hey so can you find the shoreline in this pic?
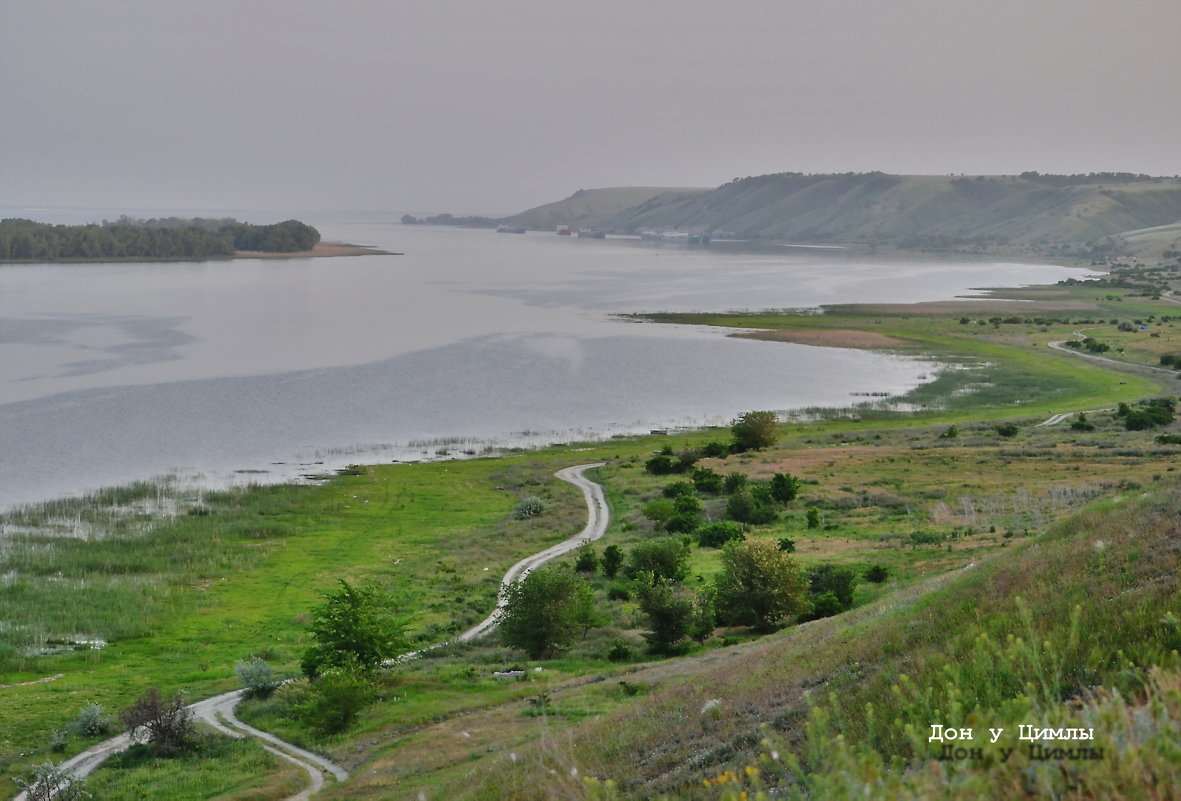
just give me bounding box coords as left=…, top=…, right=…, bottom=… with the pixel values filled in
left=233, top=240, right=397, bottom=259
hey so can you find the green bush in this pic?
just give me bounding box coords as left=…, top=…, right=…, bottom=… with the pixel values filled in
left=236, top=656, right=280, bottom=698
left=697, top=521, right=745, bottom=548
left=296, top=670, right=374, bottom=735
left=75, top=702, right=112, bottom=736
left=512, top=496, right=546, bottom=519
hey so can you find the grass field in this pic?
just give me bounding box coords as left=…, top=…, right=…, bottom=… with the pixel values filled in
left=2, top=268, right=1180, bottom=798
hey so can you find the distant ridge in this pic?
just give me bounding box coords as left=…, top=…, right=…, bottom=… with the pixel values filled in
left=499, top=186, right=709, bottom=231
left=511, top=173, right=1181, bottom=259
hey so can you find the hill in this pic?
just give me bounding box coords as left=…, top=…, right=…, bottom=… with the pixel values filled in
left=499, top=187, right=710, bottom=231
left=568, top=172, right=1181, bottom=254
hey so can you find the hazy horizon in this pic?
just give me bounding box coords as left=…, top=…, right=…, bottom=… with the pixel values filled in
left=3, top=0, right=1179, bottom=218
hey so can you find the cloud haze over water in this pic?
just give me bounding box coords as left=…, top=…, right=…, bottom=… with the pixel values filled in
left=3, top=0, right=1179, bottom=216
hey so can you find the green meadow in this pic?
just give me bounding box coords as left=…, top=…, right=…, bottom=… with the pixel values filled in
left=3, top=262, right=1181, bottom=798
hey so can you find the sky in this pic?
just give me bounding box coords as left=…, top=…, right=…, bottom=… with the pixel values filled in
left=2, top=0, right=1180, bottom=218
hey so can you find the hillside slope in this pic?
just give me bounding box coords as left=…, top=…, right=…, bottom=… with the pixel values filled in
left=500, top=187, right=709, bottom=231
left=436, top=480, right=1181, bottom=800
left=593, top=172, right=1181, bottom=248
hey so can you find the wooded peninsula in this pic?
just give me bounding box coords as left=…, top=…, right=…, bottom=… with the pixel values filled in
left=0, top=216, right=321, bottom=262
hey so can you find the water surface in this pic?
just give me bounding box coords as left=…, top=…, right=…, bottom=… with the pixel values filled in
left=0, top=222, right=1094, bottom=507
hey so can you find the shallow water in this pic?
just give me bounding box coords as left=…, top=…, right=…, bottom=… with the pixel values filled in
left=0, top=222, right=1094, bottom=507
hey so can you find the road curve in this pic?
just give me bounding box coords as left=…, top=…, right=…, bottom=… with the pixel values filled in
left=14, top=463, right=608, bottom=801
left=458, top=463, right=608, bottom=643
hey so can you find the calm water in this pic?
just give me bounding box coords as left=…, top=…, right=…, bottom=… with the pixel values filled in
left=0, top=221, right=1095, bottom=507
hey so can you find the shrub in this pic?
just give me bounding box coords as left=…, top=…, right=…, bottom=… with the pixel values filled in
left=806, top=563, right=859, bottom=613
left=75, top=702, right=112, bottom=736
left=644, top=454, right=679, bottom=475
left=661, top=481, right=696, bottom=498
left=601, top=544, right=624, bottom=578
left=606, top=639, right=632, bottom=662
left=573, top=542, right=599, bottom=573
left=778, top=537, right=796, bottom=553
left=994, top=423, right=1020, bottom=438
left=120, top=688, right=196, bottom=756
left=48, top=728, right=69, bottom=753
left=513, top=496, right=546, bottom=519
left=13, top=762, right=89, bottom=801
left=606, top=583, right=631, bottom=601
left=236, top=656, right=281, bottom=698
left=723, top=471, right=748, bottom=494
left=691, top=466, right=724, bottom=494
left=806, top=507, right=821, bottom=529
left=295, top=670, right=374, bottom=735
left=865, top=564, right=890, bottom=583
left=700, top=441, right=730, bottom=459
left=626, top=537, right=691, bottom=583
left=697, top=521, right=745, bottom=548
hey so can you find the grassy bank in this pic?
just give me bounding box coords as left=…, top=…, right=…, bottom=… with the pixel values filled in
left=3, top=267, right=1180, bottom=798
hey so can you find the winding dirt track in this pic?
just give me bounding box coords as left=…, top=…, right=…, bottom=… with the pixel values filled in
left=13, top=463, right=607, bottom=801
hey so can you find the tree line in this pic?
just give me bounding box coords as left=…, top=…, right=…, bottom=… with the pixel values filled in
left=0, top=217, right=320, bottom=261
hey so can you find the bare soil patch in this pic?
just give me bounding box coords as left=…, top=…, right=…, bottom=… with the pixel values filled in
left=234, top=241, right=394, bottom=259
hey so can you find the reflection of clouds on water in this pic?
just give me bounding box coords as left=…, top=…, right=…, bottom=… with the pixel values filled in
left=1, top=313, right=194, bottom=379
left=514, top=333, right=585, bottom=371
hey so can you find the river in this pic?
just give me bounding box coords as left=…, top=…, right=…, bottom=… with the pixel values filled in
left=0, top=219, right=1096, bottom=507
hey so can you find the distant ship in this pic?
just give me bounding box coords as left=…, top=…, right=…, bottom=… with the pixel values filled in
left=556, top=225, right=572, bottom=236
left=496, top=225, right=526, bottom=234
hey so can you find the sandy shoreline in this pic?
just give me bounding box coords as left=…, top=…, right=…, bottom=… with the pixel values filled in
left=234, top=241, right=397, bottom=259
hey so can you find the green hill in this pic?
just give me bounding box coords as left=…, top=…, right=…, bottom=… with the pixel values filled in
left=500, top=187, right=710, bottom=231
left=568, top=173, right=1181, bottom=250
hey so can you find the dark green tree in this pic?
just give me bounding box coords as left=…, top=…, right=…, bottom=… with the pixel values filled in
left=769, top=472, right=802, bottom=504
left=601, top=544, right=624, bottom=578
left=635, top=574, right=694, bottom=655
left=626, top=537, right=691, bottom=583
left=498, top=565, right=596, bottom=659
left=301, top=580, right=407, bottom=679
left=714, top=538, right=808, bottom=633
left=730, top=411, right=779, bottom=452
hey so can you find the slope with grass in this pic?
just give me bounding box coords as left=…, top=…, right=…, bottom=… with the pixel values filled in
left=586, top=173, right=1181, bottom=249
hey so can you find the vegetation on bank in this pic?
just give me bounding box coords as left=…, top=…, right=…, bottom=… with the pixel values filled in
left=0, top=217, right=320, bottom=262
left=4, top=263, right=1181, bottom=798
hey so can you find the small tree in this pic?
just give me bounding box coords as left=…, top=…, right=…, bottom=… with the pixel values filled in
left=498, top=565, right=596, bottom=659
left=714, top=538, right=808, bottom=633
left=804, top=563, right=859, bottom=618
left=301, top=580, right=407, bottom=680
left=601, top=544, right=624, bottom=578
left=13, top=762, right=90, bottom=801
left=806, top=507, right=821, bottom=529
left=635, top=574, right=694, bottom=655
left=769, top=472, right=802, bottom=504
left=626, top=537, right=691, bottom=583
left=120, top=688, right=195, bottom=755
left=730, top=411, right=779, bottom=452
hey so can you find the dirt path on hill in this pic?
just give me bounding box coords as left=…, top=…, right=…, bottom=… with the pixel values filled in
left=13, top=463, right=608, bottom=801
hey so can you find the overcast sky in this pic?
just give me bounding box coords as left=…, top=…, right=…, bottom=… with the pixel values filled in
left=3, top=0, right=1179, bottom=217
